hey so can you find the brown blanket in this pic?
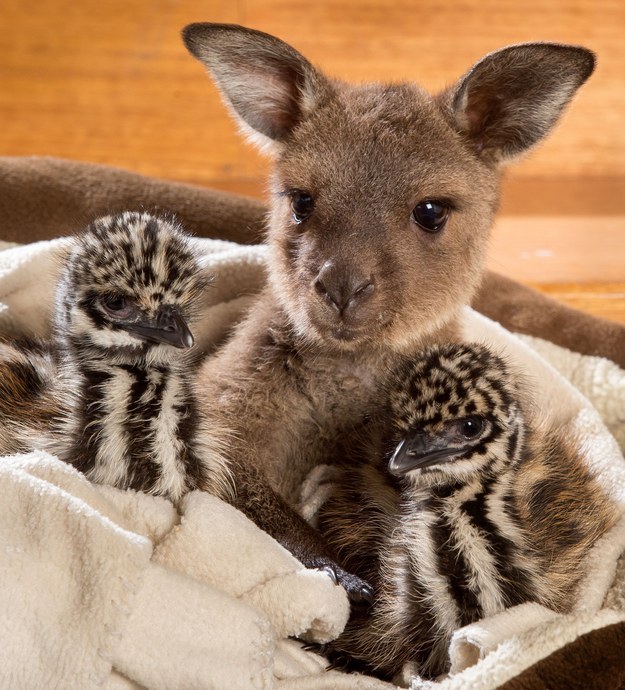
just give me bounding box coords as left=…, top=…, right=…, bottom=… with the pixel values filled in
left=500, top=622, right=625, bottom=690
left=1, top=155, right=624, bottom=687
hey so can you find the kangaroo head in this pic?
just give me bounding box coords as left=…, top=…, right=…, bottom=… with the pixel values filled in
left=183, top=24, right=594, bottom=352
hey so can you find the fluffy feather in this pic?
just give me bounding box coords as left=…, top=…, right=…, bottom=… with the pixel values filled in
left=0, top=211, right=233, bottom=502
left=317, top=342, right=619, bottom=680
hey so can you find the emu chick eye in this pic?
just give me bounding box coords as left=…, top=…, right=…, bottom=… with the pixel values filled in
left=460, top=417, right=483, bottom=439
left=290, top=191, right=314, bottom=224
left=412, top=200, right=449, bottom=233
left=100, top=294, right=133, bottom=318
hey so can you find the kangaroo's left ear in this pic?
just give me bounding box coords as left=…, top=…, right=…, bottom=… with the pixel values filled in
left=440, top=43, right=595, bottom=163
left=182, top=23, right=331, bottom=154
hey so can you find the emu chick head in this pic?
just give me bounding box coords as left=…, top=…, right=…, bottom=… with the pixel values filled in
left=56, top=212, right=207, bottom=366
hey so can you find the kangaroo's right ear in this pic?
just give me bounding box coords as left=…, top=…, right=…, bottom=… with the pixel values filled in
left=183, top=23, right=330, bottom=153
left=441, top=43, right=595, bottom=164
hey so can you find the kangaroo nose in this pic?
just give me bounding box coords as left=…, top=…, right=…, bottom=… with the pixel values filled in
left=314, top=261, right=375, bottom=316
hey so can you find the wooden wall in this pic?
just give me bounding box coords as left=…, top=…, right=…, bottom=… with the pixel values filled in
left=1, top=0, right=624, bottom=317
left=3, top=0, right=624, bottom=187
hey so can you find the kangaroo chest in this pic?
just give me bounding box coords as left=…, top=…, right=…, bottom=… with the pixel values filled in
left=272, top=354, right=389, bottom=498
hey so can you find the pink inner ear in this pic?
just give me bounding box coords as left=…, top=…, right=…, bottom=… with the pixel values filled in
left=258, top=71, right=302, bottom=136
left=226, top=56, right=305, bottom=141
left=462, top=88, right=492, bottom=151
left=463, top=82, right=496, bottom=130
left=462, top=85, right=515, bottom=156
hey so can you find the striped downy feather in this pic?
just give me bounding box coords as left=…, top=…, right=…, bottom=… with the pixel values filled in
left=0, top=212, right=233, bottom=503
left=317, top=342, right=619, bottom=681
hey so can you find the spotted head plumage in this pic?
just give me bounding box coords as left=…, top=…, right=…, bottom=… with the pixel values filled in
left=56, top=212, right=209, bottom=364
left=386, top=342, right=526, bottom=484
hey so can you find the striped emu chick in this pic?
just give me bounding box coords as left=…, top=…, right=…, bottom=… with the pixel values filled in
left=0, top=212, right=231, bottom=502
left=317, top=343, right=619, bottom=680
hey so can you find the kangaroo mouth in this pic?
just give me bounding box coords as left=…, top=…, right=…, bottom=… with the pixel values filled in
left=310, top=310, right=392, bottom=347
left=328, top=325, right=365, bottom=342
left=307, top=314, right=369, bottom=345
left=321, top=325, right=381, bottom=351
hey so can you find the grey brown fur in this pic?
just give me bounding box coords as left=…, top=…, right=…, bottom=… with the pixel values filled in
left=315, top=343, right=619, bottom=680
left=183, top=24, right=597, bottom=595
left=0, top=211, right=231, bottom=502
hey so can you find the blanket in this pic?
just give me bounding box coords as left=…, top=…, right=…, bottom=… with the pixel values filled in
left=1, top=156, right=625, bottom=688
left=1, top=231, right=625, bottom=690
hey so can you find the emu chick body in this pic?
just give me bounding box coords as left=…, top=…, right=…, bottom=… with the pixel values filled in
left=0, top=212, right=231, bottom=502
left=316, top=343, right=619, bottom=680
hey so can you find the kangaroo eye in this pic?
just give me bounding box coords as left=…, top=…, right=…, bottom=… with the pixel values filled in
left=412, top=200, right=449, bottom=233
left=290, top=191, right=314, bottom=224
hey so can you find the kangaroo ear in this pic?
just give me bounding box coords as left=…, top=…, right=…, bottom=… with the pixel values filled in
left=183, top=23, right=329, bottom=153
left=443, top=43, right=595, bottom=163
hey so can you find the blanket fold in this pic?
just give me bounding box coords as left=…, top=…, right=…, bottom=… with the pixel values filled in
left=113, top=562, right=275, bottom=690
left=0, top=156, right=266, bottom=245
left=0, top=453, right=153, bottom=689
left=153, top=491, right=350, bottom=644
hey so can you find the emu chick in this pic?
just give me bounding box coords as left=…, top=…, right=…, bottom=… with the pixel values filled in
left=0, top=212, right=231, bottom=502
left=317, top=343, right=620, bottom=680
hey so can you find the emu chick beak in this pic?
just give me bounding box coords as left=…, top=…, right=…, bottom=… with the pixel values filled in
left=388, top=432, right=463, bottom=475
left=127, top=307, right=194, bottom=349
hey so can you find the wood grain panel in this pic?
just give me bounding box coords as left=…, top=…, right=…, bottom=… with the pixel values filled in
left=1, top=0, right=624, bottom=322
left=2, top=0, right=625, bottom=187
left=488, top=216, right=625, bottom=283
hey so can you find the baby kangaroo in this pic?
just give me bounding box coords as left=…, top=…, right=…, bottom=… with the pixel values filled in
left=0, top=212, right=232, bottom=502
left=183, top=23, right=595, bottom=597
left=315, top=342, right=620, bottom=680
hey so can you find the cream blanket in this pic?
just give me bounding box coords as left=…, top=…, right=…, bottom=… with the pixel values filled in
left=0, top=236, right=624, bottom=690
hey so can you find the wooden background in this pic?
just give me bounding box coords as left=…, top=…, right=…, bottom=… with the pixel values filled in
left=1, top=0, right=624, bottom=321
